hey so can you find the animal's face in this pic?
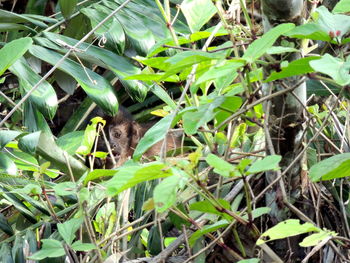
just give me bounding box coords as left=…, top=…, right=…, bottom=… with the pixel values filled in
left=108, top=122, right=133, bottom=157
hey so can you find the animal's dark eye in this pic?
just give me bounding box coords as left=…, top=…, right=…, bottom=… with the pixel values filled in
left=114, top=131, right=121, bottom=138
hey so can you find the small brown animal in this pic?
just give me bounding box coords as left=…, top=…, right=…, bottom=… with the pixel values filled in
left=100, top=107, right=180, bottom=168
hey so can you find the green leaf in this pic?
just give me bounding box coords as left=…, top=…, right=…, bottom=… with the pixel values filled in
left=266, top=46, right=298, bottom=55
left=242, top=207, right=271, bottom=220
left=53, top=182, right=77, bottom=196
left=57, top=218, right=83, bottom=245
left=106, top=163, right=173, bottom=195
left=286, top=6, right=350, bottom=41
left=29, top=239, right=65, bottom=260
left=310, top=54, right=350, bottom=86
left=133, top=113, right=178, bottom=160
left=10, top=58, right=58, bottom=119
left=180, top=0, right=217, bottom=32
left=0, top=130, right=21, bottom=149
left=205, top=154, right=235, bottom=177
left=29, top=45, right=119, bottom=116
left=71, top=241, right=96, bottom=251
left=256, top=219, right=320, bottom=245
left=0, top=213, right=14, bottom=236
left=18, top=132, right=88, bottom=179
left=154, top=175, right=181, bottom=213
left=284, top=23, right=331, bottom=42
left=76, top=117, right=105, bottom=155
left=183, top=96, right=225, bottom=135
left=243, top=23, right=295, bottom=63
left=165, top=51, right=225, bottom=75
left=84, top=169, right=117, bottom=184
left=309, top=153, right=350, bottom=182
left=41, top=32, right=148, bottom=102
left=59, top=0, right=77, bottom=19
left=0, top=37, right=32, bottom=76
left=0, top=9, right=49, bottom=27
left=265, top=57, right=320, bottom=82
left=215, top=96, right=243, bottom=129
left=315, top=6, right=350, bottom=39
left=189, top=199, right=231, bottom=216
left=80, top=6, right=126, bottom=54
left=299, top=230, right=336, bottom=247
left=195, top=60, right=245, bottom=85
left=189, top=220, right=229, bottom=246
left=247, top=155, right=281, bottom=174
left=333, top=0, right=350, bottom=13
left=56, top=131, right=84, bottom=155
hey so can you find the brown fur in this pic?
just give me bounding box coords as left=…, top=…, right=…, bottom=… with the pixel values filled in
left=101, top=107, right=180, bottom=168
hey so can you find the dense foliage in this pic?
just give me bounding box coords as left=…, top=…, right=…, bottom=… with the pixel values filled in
left=0, top=0, right=350, bottom=262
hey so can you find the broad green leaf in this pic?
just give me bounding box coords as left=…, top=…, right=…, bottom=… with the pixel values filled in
left=154, top=175, right=181, bottom=213
left=125, top=72, right=179, bottom=82
left=150, top=84, right=177, bottom=110
left=0, top=37, right=32, bottom=76
left=57, top=131, right=84, bottom=155
left=134, top=56, right=171, bottom=71
left=189, top=199, right=231, bottom=216
left=243, top=23, right=295, bottom=63
left=286, top=7, right=350, bottom=42
left=165, top=51, right=225, bottom=75
left=247, top=155, right=281, bottom=174
left=310, top=54, right=350, bottom=86
left=195, top=60, right=245, bottom=85
left=183, top=96, right=225, bottom=135
left=84, top=169, right=117, bottom=184
left=23, top=99, right=52, bottom=134
left=76, top=117, right=105, bottom=155
left=40, top=32, right=148, bottom=102
left=54, top=182, right=77, bottom=196
left=112, top=7, right=156, bottom=56
left=242, top=207, right=271, bottom=220
left=29, top=239, right=65, bottom=260
left=189, top=220, right=229, bottom=246
left=57, top=218, right=83, bottom=245
left=0, top=244, right=12, bottom=263
left=29, top=45, right=119, bottom=116
left=314, top=6, right=350, bottom=39
left=106, top=163, right=173, bottom=195
left=256, top=219, right=320, bottom=245
left=59, top=0, right=77, bottom=19
left=266, top=46, right=298, bottom=55
left=265, top=57, right=320, bottom=82
left=299, top=230, right=336, bottom=247
left=148, top=27, right=228, bottom=57
left=309, top=153, right=350, bottom=182
left=215, top=96, right=243, bottom=129
left=205, top=154, right=235, bottom=177
left=284, top=23, right=331, bottom=42
left=10, top=58, right=58, bottom=119
left=71, top=241, right=96, bottom=251
left=333, top=0, right=350, bottom=13
left=0, top=9, right=48, bottom=27
left=0, top=23, right=36, bottom=32
left=13, top=235, right=25, bottom=263
left=0, top=130, right=21, bottom=149
left=0, top=153, right=17, bottom=176
left=180, top=0, right=216, bottom=32
left=18, top=132, right=88, bottom=179
left=80, top=6, right=125, bottom=54
left=18, top=131, right=41, bottom=155
left=0, top=213, right=14, bottom=236
left=133, top=113, right=179, bottom=160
